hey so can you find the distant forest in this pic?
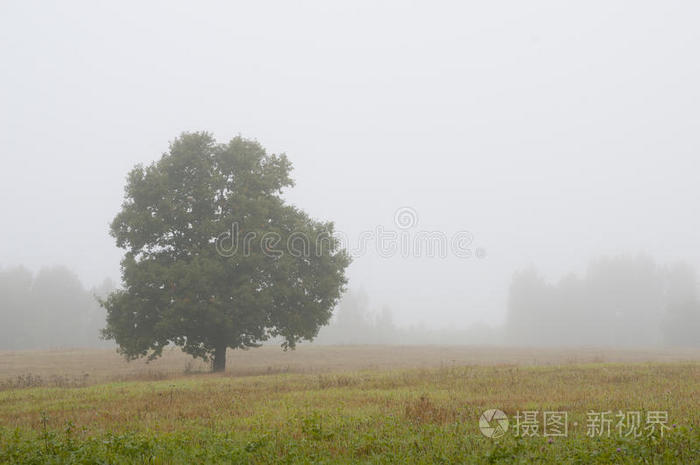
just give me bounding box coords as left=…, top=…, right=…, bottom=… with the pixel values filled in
left=0, top=266, right=114, bottom=350
left=1, top=254, right=698, bottom=350
left=506, top=255, right=700, bottom=347
left=321, top=255, right=698, bottom=347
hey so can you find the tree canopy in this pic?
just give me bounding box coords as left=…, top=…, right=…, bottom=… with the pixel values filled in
left=101, top=132, right=350, bottom=371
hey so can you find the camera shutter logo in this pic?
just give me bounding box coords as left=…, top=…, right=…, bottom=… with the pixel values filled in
left=479, top=409, right=509, bottom=438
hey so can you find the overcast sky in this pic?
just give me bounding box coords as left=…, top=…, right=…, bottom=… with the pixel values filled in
left=1, top=1, right=699, bottom=328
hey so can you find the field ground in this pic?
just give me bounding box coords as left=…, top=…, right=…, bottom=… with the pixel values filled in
left=2, top=345, right=699, bottom=387
left=0, top=346, right=699, bottom=464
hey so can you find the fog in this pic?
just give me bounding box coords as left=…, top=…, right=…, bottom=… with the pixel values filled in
left=2, top=1, right=700, bottom=341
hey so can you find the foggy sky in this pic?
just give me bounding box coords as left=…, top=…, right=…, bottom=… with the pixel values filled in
left=2, top=1, right=699, bottom=329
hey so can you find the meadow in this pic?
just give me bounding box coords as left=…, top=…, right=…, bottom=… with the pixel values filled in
left=0, top=346, right=698, bottom=464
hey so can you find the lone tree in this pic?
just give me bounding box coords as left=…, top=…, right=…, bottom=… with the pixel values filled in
left=102, top=132, right=350, bottom=371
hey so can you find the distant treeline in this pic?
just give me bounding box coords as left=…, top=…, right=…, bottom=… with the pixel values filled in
left=1, top=255, right=698, bottom=350
left=506, top=255, right=700, bottom=347
left=0, top=266, right=114, bottom=350
left=316, top=255, right=699, bottom=348
left=314, top=291, right=504, bottom=346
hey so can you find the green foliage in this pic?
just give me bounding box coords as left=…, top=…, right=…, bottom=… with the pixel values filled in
left=102, top=132, right=350, bottom=368
left=1, top=418, right=697, bottom=464
left=1, top=363, right=698, bottom=464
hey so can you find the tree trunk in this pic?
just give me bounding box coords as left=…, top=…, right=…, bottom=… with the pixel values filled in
left=212, top=344, right=227, bottom=372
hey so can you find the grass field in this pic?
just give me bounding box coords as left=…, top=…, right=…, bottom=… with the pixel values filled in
left=1, top=346, right=699, bottom=464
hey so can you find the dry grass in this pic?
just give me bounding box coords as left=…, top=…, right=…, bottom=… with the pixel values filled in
left=0, top=348, right=698, bottom=464
left=1, top=345, right=698, bottom=388
left=0, top=362, right=697, bottom=432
